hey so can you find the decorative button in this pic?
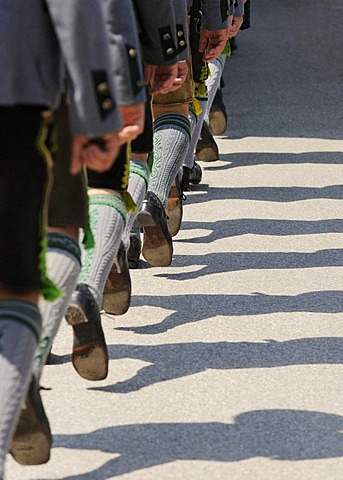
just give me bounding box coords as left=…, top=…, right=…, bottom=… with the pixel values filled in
left=177, top=30, right=184, bottom=37
left=97, top=82, right=109, bottom=94
left=179, top=40, right=186, bottom=47
left=163, top=33, right=171, bottom=41
left=102, top=99, right=113, bottom=111
left=129, top=48, right=137, bottom=57
left=166, top=47, right=174, bottom=56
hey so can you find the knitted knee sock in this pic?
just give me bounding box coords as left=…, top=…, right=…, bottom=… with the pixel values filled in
left=183, top=100, right=207, bottom=169
left=0, top=301, right=41, bottom=476
left=32, top=233, right=81, bottom=382
left=149, top=113, right=191, bottom=208
left=122, top=160, right=150, bottom=251
left=204, top=55, right=226, bottom=124
left=78, top=194, right=126, bottom=306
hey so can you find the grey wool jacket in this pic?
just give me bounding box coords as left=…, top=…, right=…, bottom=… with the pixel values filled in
left=0, top=0, right=121, bottom=137
left=102, top=0, right=146, bottom=107
left=187, top=0, right=244, bottom=29
left=134, top=0, right=189, bottom=66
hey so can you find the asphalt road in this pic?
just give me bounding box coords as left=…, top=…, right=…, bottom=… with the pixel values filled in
left=7, top=0, right=343, bottom=479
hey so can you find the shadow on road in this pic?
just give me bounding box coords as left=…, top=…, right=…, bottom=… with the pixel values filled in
left=154, top=249, right=343, bottom=281
left=87, top=336, right=343, bottom=393
left=53, top=409, right=343, bottom=479
left=177, top=218, right=343, bottom=243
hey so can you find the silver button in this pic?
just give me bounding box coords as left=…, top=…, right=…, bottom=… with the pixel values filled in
left=102, top=99, right=113, bottom=111
left=97, top=82, right=109, bottom=94
left=163, top=33, right=171, bottom=41
left=166, top=47, right=174, bottom=56
left=129, top=48, right=137, bottom=57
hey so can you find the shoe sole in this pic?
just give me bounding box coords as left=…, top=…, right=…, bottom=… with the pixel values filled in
left=196, top=146, right=219, bottom=162
left=166, top=184, right=182, bottom=237
left=102, top=259, right=132, bottom=315
left=209, top=110, right=227, bottom=135
left=10, top=399, right=51, bottom=465
left=10, top=431, right=51, bottom=465
left=65, top=304, right=108, bottom=381
left=137, top=211, right=173, bottom=267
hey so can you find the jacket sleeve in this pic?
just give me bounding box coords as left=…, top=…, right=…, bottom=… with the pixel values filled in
left=134, top=0, right=179, bottom=65
left=230, top=0, right=244, bottom=17
left=103, top=0, right=146, bottom=107
left=44, top=0, right=122, bottom=137
left=172, top=0, right=189, bottom=61
left=201, top=0, right=230, bottom=30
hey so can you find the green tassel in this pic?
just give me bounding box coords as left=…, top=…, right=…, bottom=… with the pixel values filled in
left=222, top=39, right=231, bottom=57
left=192, top=98, right=203, bottom=115
left=39, top=236, right=62, bottom=301
left=83, top=227, right=95, bottom=249
left=40, top=275, right=62, bottom=302
left=121, top=142, right=131, bottom=190
left=147, top=152, right=154, bottom=171
left=121, top=191, right=137, bottom=213
left=197, top=82, right=207, bottom=97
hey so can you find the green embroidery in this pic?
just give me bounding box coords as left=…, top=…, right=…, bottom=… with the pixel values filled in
left=36, top=122, right=62, bottom=301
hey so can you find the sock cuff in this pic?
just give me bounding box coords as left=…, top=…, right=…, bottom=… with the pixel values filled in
left=47, top=233, right=81, bottom=265
left=89, top=194, right=127, bottom=223
left=0, top=301, right=42, bottom=341
left=188, top=106, right=198, bottom=123
left=129, top=160, right=150, bottom=189
left=154, top=113, right=191, bottom=141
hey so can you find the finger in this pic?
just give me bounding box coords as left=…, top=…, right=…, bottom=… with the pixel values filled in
left=70, top=139, right=84, bottom=175
left=198, top=33, right=209, bottom=53
left=118, top=125, right=141, bottom=144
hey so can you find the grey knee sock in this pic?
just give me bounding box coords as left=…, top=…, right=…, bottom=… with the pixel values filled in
left=0, top=301, right=41, bottom=475
left=32, top=233, right=81, bottom=382
left=122, top=160, right=149, bottom=251
left=183, top=100, right=207, bottom=169
left=78, top=194, right=126, bottom=306
left=204, top=56, right=226, bottom=124
left=149, top=113, right=191, bottom=208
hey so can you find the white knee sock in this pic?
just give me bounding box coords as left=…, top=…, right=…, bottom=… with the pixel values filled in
left=122, top=160, right=149, bottom=251
left=149, top=113, right=191, bottom=208
left=0, top=301, right=41, bottom=476
left=78, top=194, right=126, bottom=306
left=32, top=233, right=81, bottom=381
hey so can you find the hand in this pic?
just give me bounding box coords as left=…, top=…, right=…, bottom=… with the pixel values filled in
left=228, top=16, right=243, bottom=37
left=198, top=28, right=229, bottom=62
left=70, top=132, right=120, bottom=174
left=167, top=61, right=189, bottom=92
left=145, top=63, right=179, bottom=95
left=144, top=63, right=155, bottom=86
left=118, top=103, right=145, bottom=144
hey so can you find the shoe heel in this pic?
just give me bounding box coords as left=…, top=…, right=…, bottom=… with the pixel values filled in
left=137, top=205, right=158, bottom=228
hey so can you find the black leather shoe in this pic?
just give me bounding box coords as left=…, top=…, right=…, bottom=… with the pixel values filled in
left=102, top=241, right=131, bottom=315
left=195, top=121, right=219, bottom=162
left=182, top=166, right=191, bottom=191
left=166, top=172, right=183, bottom=237
left=189, top=161, right=202, bottom=185
left=128, top=231, right=141, bottom=269
left=65, top=283, right=108, bottom=380
left=209, top=88, right=227, bottom=135
left=136, top=191, right=173, bottom=266
left=10, top=377, right=52, bottom=465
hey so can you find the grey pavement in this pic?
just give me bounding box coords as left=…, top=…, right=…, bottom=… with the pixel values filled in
left=6, top=1, right=343, bottom=479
